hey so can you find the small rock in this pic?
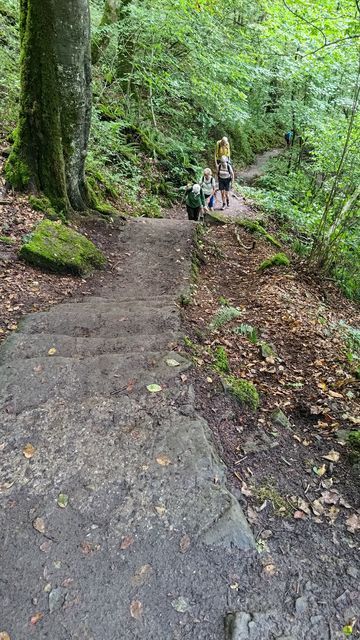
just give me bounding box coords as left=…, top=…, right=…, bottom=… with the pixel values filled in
left=261, top=529, right=273, bottom=540
left=49, top=587, right=65, bottom=613
left=224, top=611, right=251, bottom=639
left=271, top=409, right=292, bottom=431
left=347, top=565, right=358, bottom=579
left=295, top=596, right=308, bottom=614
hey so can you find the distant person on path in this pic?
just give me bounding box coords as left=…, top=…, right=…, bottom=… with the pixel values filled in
left=217, top=155, right=234, bottom=210
left=284, top=130, right=294, bottom=147
left=184, top=183, right=205, bottom=221
left=200, top=168, right=216, bottom=211
left=215, top=136, right=231, bottom=167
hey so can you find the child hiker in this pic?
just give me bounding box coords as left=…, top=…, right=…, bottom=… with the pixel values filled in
left=200, top=168, right=216, bottom=211
left=217, top=155, right=234, bottom=210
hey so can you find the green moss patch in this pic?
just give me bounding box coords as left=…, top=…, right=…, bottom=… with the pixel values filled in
left=259, top=252, right=290, bottom=271
left=224, top=375, right=260, bottom=411
left=20, top=220, right=106, bottom=276
left=213, top=346, right=230, bottom=373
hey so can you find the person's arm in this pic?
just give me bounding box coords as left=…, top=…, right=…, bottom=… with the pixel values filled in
left=214, top=141, right=219, bottom=165
left=229, top=164, right=234, bottom=181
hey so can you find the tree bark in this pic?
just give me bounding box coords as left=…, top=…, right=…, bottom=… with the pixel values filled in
left=6, top=0, right=92, bottom=214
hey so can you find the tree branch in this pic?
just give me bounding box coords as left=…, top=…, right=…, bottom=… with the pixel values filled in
left=282, top=0, right=327, bottom=43
left=301, top=34, right=360, bottom=57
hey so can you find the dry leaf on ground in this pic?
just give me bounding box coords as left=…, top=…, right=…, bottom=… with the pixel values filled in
left=156, top=454, right=172, bottom=466
left=345, top=514, right=360, bottom=534
left=32, top=517, right=45, bottom=534
left=120, top=535, right=134, bottom=550
left=30, top=613, right=44, bottom=625
left=179, top=534, right=191, bottom=553
left=130, top=600, right=143, bottom=620
left=23, top=443, right=36, bottom=459
left=322, top=450, right=340, bottom=462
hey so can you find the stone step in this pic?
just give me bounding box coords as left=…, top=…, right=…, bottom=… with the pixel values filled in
left=17, top=306, right=179, bottom=338
left=0, top=331, right=180, bottom=363
left=0, top=351, right=191, bottom=413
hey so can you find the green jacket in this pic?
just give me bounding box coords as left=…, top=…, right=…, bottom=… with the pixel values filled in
left=185, top=187, right=205, bottom=208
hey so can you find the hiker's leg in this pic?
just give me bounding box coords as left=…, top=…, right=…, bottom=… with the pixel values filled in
left=193, top=207, right=201, bottom=221
left=186, top=205, right=196, bottom=221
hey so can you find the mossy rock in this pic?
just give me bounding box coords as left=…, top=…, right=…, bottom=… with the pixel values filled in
left=205, top=212, right=232, bottom=225
left=259, top=252, right=290, bottom=271
left=20, top=220, right=106, bottom=276
left=224, top=375, right=260, bottom=411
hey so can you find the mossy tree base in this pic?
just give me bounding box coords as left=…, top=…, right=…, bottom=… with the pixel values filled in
left=20, top=220, right=106, bottom=275
left=6, top=0, right=92, bottom=216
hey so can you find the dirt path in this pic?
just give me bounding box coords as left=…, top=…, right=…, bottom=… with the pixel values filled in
left=0, top=218, right=255, bottom=640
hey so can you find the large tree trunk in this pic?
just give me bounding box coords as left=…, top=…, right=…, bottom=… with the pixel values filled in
left=6, top=0, right=92, bottom=213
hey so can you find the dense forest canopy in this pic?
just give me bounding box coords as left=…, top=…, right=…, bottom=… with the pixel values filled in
left=0, top=0, right=359, bottom=297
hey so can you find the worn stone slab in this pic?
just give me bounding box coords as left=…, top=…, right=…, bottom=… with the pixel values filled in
left=0, top=218, right=255, bottom=639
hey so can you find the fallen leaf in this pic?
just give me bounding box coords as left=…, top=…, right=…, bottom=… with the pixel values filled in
left=322, top=450, right=340, bottom=462
left=57, top=493, right=69, bottom=508
left=0, top=633, right=11, bottom=640
left=147, top=384, right=162, bottom=393
left=206, top=376, right=213, bottom=383
left=131, top=564, right=153, bottom=587
left=166, top=358, right=180, bottom=367
left=171, top=597, right=189, bottom=613
left=156, top=454, right=171, bottom=466
left=130, top=600, right=143, bottom=620
left=297, top=498, right=311, bottom=515
left=327, top=390, right=343, bottom=399
left=263, top=563, right=277, bottom=576
left=154, top=505, right=166, bottom=516
left=313, top=464, right=326, bottom=477
left=179, top=534, right=191, bottom=553
left=311, top=499, right=325, bottom=516
left=23, top=443, right=36, bottom=459
left=240, top=481, right=253, bottom=497
left=0, top=481, right=14, bottom=492
left=321, top=490, right=339, bottom=505
left=345, top=514, right=360, bottom=534
left=30, top=613, right=43, bottom=625
left=32, top=517, right=45, bottom=534
left=48, top=348, right=57, bottom=356
left=327, top=506, right=340, bottom=524
left=294, top=510, right=307, bottom=520
left=120, top=535, right=134, bottom=550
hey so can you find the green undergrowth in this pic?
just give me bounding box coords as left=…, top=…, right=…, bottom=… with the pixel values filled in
left=0, top=235, right=16, bottom=245
left=233, top=323, right=259, bottom=344
left=20, top=219, right=106, bottom=275
left=213, top=346, right=230, bottom=373
left=224, top=375, right=260, bottom=411
left=255, top=483, right=293, bottom=516
left=210, top=305, right=242, bottom=330
left=259, top=252, right=290, bottom=271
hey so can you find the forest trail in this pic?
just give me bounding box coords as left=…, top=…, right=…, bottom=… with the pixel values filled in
left=0, top=218, right=255, bottom=639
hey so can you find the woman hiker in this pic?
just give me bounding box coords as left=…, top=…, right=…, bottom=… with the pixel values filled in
left=217, top=155, right=234, bottom=210
left=183, top=183, right=206, bottom=221
left=200, top=168, right=216, bottom=211
left=215, top=136, right=231, bottom=167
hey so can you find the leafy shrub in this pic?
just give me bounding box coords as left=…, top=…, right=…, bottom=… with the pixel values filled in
left=225, top=376, right=260, bottom=411
left=213, top=346, right=229, bottom=373
left=233, top=323, right=259, bottom=344
left=209, top=305, right=242, bottom=330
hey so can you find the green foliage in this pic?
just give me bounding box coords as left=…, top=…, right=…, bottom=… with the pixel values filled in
left=233, top=323, right=259, bottom=345
left=0, top=235, right=16, bottom=245
left=209, top=305, right=242, bottom=330
left=348, top=430, right=360, bottom=452
left=213, top=346, right=229, bottom=373
left=20, top=219, right=106, bottom=275
left=259, top=253, right=290, bottom=271
left=225, top=376, right=260, bottom=411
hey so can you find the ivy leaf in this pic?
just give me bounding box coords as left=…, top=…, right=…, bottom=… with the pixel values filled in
left=57, top=493, right=69, bottom=508
left=147, top=384, right=162, bottom=393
